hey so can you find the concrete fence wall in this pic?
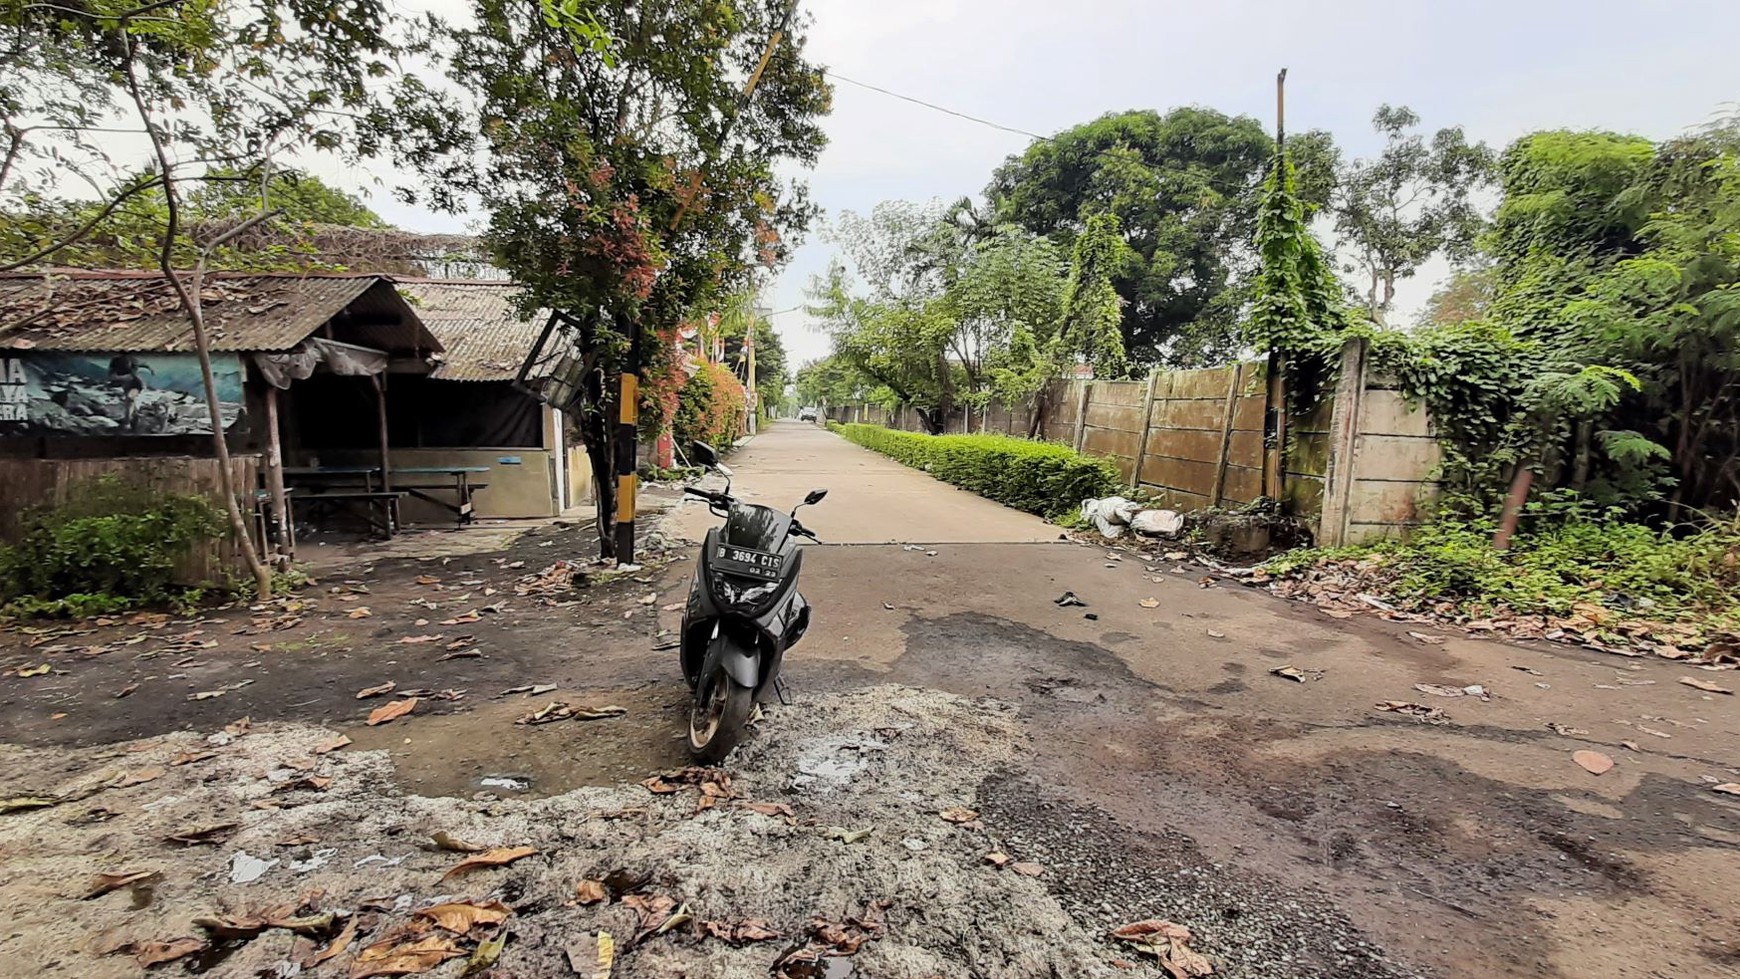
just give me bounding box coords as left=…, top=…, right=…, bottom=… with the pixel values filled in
left=823, top=337, right=1439, bottom=544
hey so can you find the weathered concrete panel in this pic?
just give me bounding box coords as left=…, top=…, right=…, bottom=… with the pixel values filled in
left=1288, top=431, right=1332, bottom=477
left=1358, top=389, right=1433, bottom=438
left=1346, top=479, right=1433, bottom=526
left=1169, top=366, right=1240, bottom=400
left=1091, top=380, right=1147, bottom=407
left=1354, top=435, right=1442, bottom=481
left=1085, top=402, right=1144, bottom=434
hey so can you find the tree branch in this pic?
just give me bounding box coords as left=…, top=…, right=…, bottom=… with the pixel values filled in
left=0, top=174, right=164, bottom=271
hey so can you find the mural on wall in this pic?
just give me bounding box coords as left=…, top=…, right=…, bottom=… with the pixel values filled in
left=0, top=352, right=244, bottom=436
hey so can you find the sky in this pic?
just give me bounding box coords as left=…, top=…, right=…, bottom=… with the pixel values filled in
left=336, top=0, right=1740, bottom=369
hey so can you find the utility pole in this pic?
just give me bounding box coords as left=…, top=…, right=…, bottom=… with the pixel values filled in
left=1263, top=67, right=1290, bottom=503
left=613, top=313, right=642, bottom=562
left=745, top=318, right=758, bottom=435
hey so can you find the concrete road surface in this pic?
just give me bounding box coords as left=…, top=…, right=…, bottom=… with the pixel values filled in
left=666, top=420, right=1740, bottom=979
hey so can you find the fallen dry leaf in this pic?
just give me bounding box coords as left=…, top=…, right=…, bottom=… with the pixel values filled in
left=0, top=796, right=58, bottom=814
left=314, top=917, right=358, bottom=965
left=431, top=831, right=484, bottom=853
left=82, top=869, right=159, bottom=899
left=1679, top=676, right=1733, bottom=695
left=128, top=937, right=206, bottom=968
left=441, top=846, right=538, bottom=880
left=17, top=663, right=50, bottom=677
left=366, top=698, right=418, bottom=726
left=564, top=932, right=614, bottom=978
left=576, top=879, right=608, bottom=905
left=347, top=607, right=373, bottom=619
left=116, top=767, right=165, bottom=787
left=1110, top=919, right=1212, bottom=977
left=116, top=683, right=139, bottom=699
left=1574, top=750, right=1615, bottom=775
left=170, top=750, right=215, bottom=766
left=1620, top=740, right=1641, bottom=752
left=351, top=933, right=464, bottom=978
left=1375, top=700, right=1448, bottom=722
left=1547, top=723, right=1589, bottom=737
left=737, top=801, right=794, bottom=818
left=1713, top=783, right=1740, bottom=796
left=415, top=575, right=440, bottom=585
left=939, top=807, right=978, bottom=824
left=165, top=822, right=238, bottom=846
left=1010, top=861, right=1044, bottom=877
left=313, top=735, right=352, bottom=755
left=396, top=635, right=443, bottom=645
left=417, top=900, right=511, bottom=934
left=1139, top=598, right=1159, bottom=609
left=188, top=690, right=225, bottom=701
left=355, top=681, right=397, bottom=700
left=1408, top=631, right=1446, bottom=645
left=984, top=851, right=1011, bottom=867
left=702, top=918, right=780, bottom=944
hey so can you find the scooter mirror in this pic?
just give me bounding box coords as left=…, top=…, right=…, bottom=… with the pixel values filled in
left=803, top=488, right=828, bottom=505
left=690, top=441, right=719, bottom=467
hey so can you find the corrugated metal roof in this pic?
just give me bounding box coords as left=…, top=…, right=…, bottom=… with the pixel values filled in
left=0, top=272, right=443, bottom=354
left=396, top=280, right=551, bottom=382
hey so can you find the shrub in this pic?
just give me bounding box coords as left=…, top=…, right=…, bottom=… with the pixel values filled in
left=674, top=362, right=747, bottom=451
left=833, top=423, right=1121, bottom=518
left=1, top=476, right=225, bottom=616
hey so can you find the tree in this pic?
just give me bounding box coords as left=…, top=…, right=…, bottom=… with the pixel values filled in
left=986, top=108, right=1337, bottom=367
left=794, top=354, right=873, bottom=411
left=1328, top=105, right=1495, bottom=323
left=1417, top=264, right=1495, bottom=327
left=2, top=0, right=428, bottom=598
left=806, top=260, right=958, bottom=433
left=404, top=0, right=831, bottom=556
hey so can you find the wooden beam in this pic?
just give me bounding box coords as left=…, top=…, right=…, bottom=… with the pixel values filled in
left=1210, top=365, right=1242, bottom=506
left=263, top=384, right=292, bottom=559
left=373, top=373, right=392, bottom=491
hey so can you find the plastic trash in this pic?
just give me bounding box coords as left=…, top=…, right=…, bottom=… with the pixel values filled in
left=1130, top=509, right=1185, bottom=537
left=1080, top=497, right=1141, bottom=538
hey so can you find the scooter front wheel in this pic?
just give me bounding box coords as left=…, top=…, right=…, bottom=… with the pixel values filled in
left=688, top=667, right=753, bottom=764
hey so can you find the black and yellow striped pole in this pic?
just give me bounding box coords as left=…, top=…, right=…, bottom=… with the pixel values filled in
left=614, top=316, right=642, bottom=562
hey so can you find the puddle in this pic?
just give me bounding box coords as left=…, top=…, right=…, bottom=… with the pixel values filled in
left=345, top=686, right=692, bottom=797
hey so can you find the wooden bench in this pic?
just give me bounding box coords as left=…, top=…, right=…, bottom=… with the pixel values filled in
left=294, top=490, right=404, bottom=539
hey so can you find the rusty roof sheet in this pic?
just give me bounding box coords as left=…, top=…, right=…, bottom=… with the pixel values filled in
left=396, top=280, right=550, bottom=382
left=0, top=271, right=442, bottom=354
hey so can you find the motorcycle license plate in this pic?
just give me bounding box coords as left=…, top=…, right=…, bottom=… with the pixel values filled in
left=715, top=543, right=783, bottom=581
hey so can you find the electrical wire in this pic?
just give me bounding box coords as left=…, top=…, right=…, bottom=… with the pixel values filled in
left=823, top=70, right=1049, bottom=142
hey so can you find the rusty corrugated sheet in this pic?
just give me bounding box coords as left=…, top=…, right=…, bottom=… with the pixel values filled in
left=0, top=272, right=441, bottom=354
left=396, top=280, right=549, bottom=382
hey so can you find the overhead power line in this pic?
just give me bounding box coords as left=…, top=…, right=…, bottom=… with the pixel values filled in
left=824, top=70, right=1048, bottom=142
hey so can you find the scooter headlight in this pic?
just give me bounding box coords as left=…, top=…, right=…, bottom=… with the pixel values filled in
left=708, top=571, right=781, bottom=615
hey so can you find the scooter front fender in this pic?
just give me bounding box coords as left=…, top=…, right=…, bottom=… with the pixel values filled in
left=700, top=630, right=761, bottom=690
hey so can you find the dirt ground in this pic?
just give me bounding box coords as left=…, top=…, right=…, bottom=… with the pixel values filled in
left=2, top=422, right=1739, bottom=978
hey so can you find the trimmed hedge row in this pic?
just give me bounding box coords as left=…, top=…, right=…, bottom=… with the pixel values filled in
left=830, top=422, right=1121, bottom=518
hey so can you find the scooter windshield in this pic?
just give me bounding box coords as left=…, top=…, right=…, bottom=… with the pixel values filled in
left=722, top=502, right=793, bottom=552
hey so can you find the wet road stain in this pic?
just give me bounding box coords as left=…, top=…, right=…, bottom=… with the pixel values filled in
left=345, top=685, right=692, bottom=797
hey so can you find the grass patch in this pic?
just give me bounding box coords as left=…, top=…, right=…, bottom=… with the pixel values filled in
left=830, top=422, right=1121, bottom=519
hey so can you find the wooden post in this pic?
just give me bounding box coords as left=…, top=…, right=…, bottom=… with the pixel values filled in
left=1211, top=364, right=1242, bottom=506
left=263, top=384, right=291, bottom=559
left=1318, top=338, right=1368, bottom=546
left=373, top=374, right=391, bottom=491
left=1493, top=467, right=1533, bottom=551
left=1134, top=370, right=1161, bottom=490
left=1264, top=357, right=1286, bottom=501
left=1072, top=380, right=1092, bottom=453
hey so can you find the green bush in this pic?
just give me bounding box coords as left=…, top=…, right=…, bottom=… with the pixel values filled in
left=833, top=423, right=1121, bottom=518
left=1268, top=517, right=1740, bottom=630
left=1, top=476, right=225, bottom=616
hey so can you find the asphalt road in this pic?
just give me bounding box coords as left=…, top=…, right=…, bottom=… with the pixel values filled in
left=668, top=420, right=1740, bottom=979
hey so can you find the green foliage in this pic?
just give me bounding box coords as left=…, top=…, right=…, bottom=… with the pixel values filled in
left=832, top=423, right=1120, bottom=519
left=0, top=477, right=224, bottom=617
left=674, top=361, right=746, bottom=452
left=1058, top=212, right=1127, bottom=378
left=986, top=108, right=1337, bottom=367
left=1272, top=518, right=1740, bottom=631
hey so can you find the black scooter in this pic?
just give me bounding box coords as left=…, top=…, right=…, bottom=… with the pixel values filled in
left=679, top=441, right=825, bottom=762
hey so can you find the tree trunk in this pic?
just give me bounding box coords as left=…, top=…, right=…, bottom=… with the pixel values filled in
left=582, top=364, right=618, bottom=560
left=121, top=40, right=271, bottom=599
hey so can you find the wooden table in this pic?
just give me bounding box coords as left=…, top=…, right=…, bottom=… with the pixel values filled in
left=390, top=466, right=491, bottom=526
left=284, top=466, right=402, bottom=538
